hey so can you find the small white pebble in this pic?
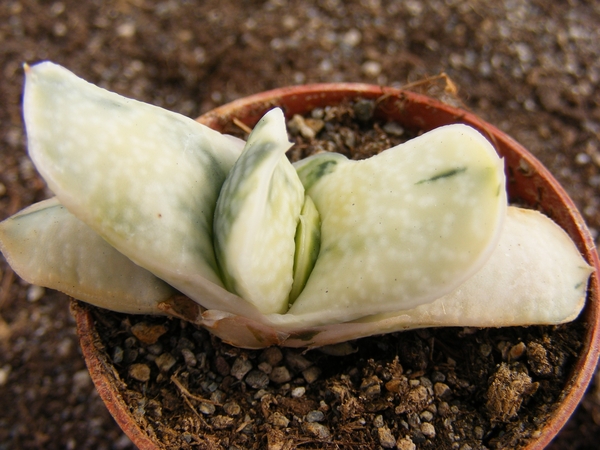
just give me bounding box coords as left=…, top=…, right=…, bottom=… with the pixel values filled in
left=231, top=357, right=253, bottom=380
left=19, top=158, right=36, bottom=180
left=269, top=411, right=290, bottom=427
left=129, top=363, right=150, bottom=382
left=56, top=338, right=73, bottom=357
left=421, top=422, right=436, bottom=438
left=0, top=365, right=11, bottom=386
left=362, top=61, right=382, bottom=77
left=302, top=366, right=321, bottom=384
left=293, top=72, right=306, bottom=84
left=304, top=422, right=331, bottom=439
left=27, top=285, right=45, bottom=302
left=72, top=369, right=92, bottom=392
left=223, top=401, right=241, bottom=416
left=523, top=98, right=536, bottom=111
left=287, top=114, right=315, bottom=139
left=378, top=426, right=396, bottom=448
left=253, top=389, right=269, bottom=400
left=269, top=366, right=292, bottom=384
left=155, top=353, right=176, bottom=372
left=270, top=38, right=284, bottom=50
left=50, top=2, right=66, bottom=15
left=373, top=414, right=385, bottom=428
left=585, top=205, right=598, bottom=217
left=258, top=361, right=272, bottom=374
left=433, top=383, right=452, bottom=398
left=116, top=22, right=136, bottom=38
left=53, top=22, right=67, bottom=36
left=449, top=53, right=463, bottom=68
left=575, top=153, right=591, bottom=165
left=474, top=426, right=484, bottom=439
left=180, top=348, right=197, bottom=367
left=397, top=436, right=417, bottom=450
left=319, top=59, right=332, bottom=73
left=342, top=29, right=362, bottom=47
left=306, top=410, right=325, bottom=423
left=420, top=410, right=434, bottom=422
left=291, top=386, right=306, bottom=398
left=283, top=15, right=297, bottom=29
left=383, top=122, right=404, bottom=136
left=199, top=402, right=216, bottom=415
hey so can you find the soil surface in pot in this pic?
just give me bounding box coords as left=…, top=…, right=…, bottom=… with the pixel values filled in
left=85, top=101, right=587, bottom=450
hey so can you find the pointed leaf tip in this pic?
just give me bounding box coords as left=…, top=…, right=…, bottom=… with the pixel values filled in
left=214, top=108, right=304, bottom=314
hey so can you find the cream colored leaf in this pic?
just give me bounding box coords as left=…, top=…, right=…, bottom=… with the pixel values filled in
left=23, top=61, right=263, bottom=319
left=0, top=198, right=175, bottom=314
left=190, top=207, right=591, bottom=348
left=214, top=108, right=304, bottom=314
left=287, top=124, right=507, bottom=325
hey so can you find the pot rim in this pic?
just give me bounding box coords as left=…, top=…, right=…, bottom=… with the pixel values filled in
left=74, top=82, right=600, bottom=450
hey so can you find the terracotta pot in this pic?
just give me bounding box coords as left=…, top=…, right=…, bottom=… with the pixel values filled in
left=73, top=83, right=600, bottom=449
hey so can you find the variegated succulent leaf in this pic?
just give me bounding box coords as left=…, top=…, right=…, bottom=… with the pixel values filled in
left=290, top=207, right=592, bottom=347
left=189, top=207, right=591, bottom=348
left=294, top=152, right=348, bottom=191
left=289, top=194, right=321, bottom=304
left=214, top=108, right=305, bottom=314
left=286, top=124, right=508, bottom=325
left=22, top=61, right=265, bottom=320
left=0, top=198, right=175, bottom=314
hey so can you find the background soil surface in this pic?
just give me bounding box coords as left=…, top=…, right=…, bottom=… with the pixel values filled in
left=0, top=1, right=599, bottom=449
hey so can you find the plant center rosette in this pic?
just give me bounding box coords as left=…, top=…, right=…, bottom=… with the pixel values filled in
left=0, top=62, right=593, bottom=349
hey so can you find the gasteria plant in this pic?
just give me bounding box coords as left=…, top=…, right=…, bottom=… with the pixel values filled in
left=0, top=62, right=593, bottom=349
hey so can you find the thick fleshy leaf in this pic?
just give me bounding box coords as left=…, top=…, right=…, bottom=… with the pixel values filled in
left=283, top=207, right=593, bottom=347
left=289, top=195, right=321, bottom=304
left=23, top=61, right=263, bottom=320
left=12, top=62, right=592, bottom=352
left=287, top=124, right=507, bottom=325
left=214, top=108, right=304, bottom=314
left=295, top=152, right=348, bottom=191
left=351, top=207, right=592, bottom=325
left=177, top=207, right=591, bottom=348
left=0, top=198, right=175, bottom=314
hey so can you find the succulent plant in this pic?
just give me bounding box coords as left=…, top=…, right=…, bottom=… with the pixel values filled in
left=0, top=62, right=592, bottom=348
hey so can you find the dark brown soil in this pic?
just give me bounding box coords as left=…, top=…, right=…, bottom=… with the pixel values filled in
left=1, top=1, right=599, bottom=449
left=87, top=307, right=583, bottom=450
